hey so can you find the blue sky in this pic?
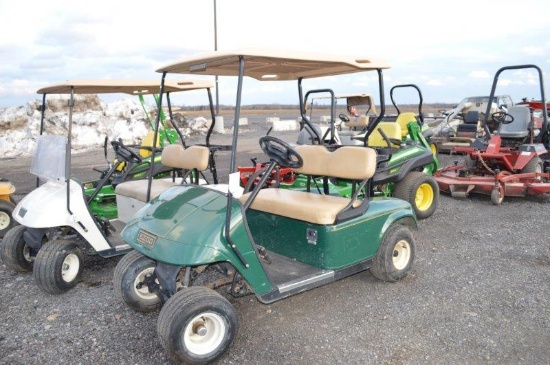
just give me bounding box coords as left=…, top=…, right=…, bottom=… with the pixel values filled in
left=0, top=0, right=549, bottom=108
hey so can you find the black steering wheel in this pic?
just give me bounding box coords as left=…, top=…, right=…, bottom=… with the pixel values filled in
left=491, top=111, right=514, bottom=125
left=259, top=136, right=303, bottom=169
left=339, top=113, right=350, bottom=123
left=111, top=140, right=142, bottom=164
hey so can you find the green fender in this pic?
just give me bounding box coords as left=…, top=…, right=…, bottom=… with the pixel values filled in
left=121, top=185, right=275, bottom=295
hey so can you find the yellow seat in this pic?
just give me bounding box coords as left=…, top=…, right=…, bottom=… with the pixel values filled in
left=367, top=122, right=402, bottom=147
left=139, top=131, right=161, bottom=158
left=395, top=112, right=417, bottom=139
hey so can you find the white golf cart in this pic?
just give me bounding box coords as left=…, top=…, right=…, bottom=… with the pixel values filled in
left=1, top=79, right=225, bottom=294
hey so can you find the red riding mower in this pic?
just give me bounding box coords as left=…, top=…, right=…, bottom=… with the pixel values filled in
left=434, top=64, right=550, bottom=205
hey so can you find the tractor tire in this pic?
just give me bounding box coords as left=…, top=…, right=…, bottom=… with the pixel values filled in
left=393, top=172, right=439, bottom=219
left=521, top=156, right=543, bottom=174
left=158, top=286, right=238, bottom=365
left=33, top=240, right=83, bottom=294
left=370, top=224, right=415, bottom=282
left=1, top=225, right=33, bottom=272
left=0, top=200, right=18, bottom=239
left=113, top=250, right=161, bottom=313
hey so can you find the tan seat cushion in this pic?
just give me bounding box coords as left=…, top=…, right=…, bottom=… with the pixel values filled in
left=240, top=189, right=360, bottom=225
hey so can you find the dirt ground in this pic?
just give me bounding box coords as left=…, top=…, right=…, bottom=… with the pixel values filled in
left=1, top=117, right=549, bottom=365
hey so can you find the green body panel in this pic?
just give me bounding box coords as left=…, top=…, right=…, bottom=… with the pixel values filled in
left=121, top=185, right=275, bottom=295
left=84, top=185, right=117, bottom=220
left=246, top=198, right=415, bottom=269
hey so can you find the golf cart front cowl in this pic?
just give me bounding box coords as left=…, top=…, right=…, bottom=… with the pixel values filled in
left=121, top=185, right=259, bottom=269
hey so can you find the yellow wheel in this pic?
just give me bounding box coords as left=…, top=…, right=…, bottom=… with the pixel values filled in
left=429, top=142, right=438, bottom=156
left=415, top=182, right=435, bottom=212
left=393, top=172, right=439, bottom=219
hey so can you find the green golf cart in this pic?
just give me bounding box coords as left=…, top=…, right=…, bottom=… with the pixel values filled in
left=114, top=50, right=419, bottom=364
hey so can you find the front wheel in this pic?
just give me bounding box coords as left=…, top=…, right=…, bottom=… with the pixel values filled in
left=157, top=287, right=238, bottom=365
left=491, top=186, right=504, bottom=205
left=33, top=240, right=83, bottom=294
left=0, top=200, right=18, bottom=238
left=393, top=172, right=439, bottom=219
left=113, top=250, right=161, bottom=313
left=1, top=225, right=34, bottom=272
left=370, top=224, right=415, bottom=282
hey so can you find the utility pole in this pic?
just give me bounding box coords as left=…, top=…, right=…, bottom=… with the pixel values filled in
left=214, top=0, right=219, bottom=115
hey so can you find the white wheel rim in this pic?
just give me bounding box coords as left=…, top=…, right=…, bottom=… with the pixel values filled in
left=392, top=239, right=411, bottom=270
left=183, top=312, right=226, bottom=355
left=0, top=211, right=9, bottom=230
left=133, top=267, right=156, bottom=300
left=61, top=253, right=80, bottom=282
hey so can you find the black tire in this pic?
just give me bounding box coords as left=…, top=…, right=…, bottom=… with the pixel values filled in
left=113, top=250, right=161, bottom=313
left=158, top=287, right=238, bottom=365
left=1, top=225, right=33, bottom=272
left=393, top=172, right=439, bottom=219
left=0, top=200, right=18, bottom=239
left=370, top=224, right=415, bottom=282
left=33, top=240, right=83, bottom=294
left=521, top=156, right=543, bottom=174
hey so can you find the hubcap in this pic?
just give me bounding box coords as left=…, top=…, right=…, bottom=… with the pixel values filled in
left=183, top=312, right=225, bottom=355
left=392, top=239, right=411, bottom=270
left=415, top=183, right=434, bottom=211
left=134, top=267, right=156, bottom=300
left=61, top=253, right=80, bottom=282
left=0, top=211, right=9, bottom=229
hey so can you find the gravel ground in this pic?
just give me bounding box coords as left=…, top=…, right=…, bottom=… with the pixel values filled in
left=1, top=118, right=550, bottom=365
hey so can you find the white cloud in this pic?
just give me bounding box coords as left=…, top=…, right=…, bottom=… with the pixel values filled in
left=0, top=0, right=549, bottom=107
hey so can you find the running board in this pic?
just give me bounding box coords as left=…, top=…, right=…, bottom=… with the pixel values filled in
left=96, top=244, right=132, bottom=258
left=258, top=259, right=373, bottom=304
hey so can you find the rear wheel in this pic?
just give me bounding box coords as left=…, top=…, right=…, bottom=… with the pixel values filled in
left=33, top=240, right=83, bottom=294
left=113, top=250, right=161, bottom=313
left=370, top=225, right=415, bottom=282
left=0, top=200, right=17, bottom=238
left=393, top=172, right=439, bottom=219
left=158, top=287, right=238, bottom=365
left=1, top=225, right=33, bottom=272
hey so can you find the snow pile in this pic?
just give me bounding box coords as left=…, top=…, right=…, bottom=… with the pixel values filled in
left=0, top=95, right=211, bottom=158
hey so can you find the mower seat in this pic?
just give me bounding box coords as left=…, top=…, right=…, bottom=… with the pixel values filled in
left=456, top=110, right=479, bottom=136
left=367, top=122, right=402, bottom=148
left=395, top=112, right=417, bottom=139
left=497, top=106, right=531, bottom=139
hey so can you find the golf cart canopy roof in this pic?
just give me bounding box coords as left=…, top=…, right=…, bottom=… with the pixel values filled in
left=156, top=49, right=390, bottom=80
left=36, top=79, right=214, bottom=95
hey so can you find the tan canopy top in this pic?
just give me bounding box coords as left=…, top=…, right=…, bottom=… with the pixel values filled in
left=156, top=49, right=390, bottom=81
left=36, top=79, right=214, bottom=95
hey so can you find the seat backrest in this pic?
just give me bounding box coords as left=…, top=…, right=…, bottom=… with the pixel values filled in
left=346, top=115, right=369, bottom=128
left=161, top=144, right=210, bottom=171
left=463, top=110, right=480, bottom=125
left=395, top=112, right=417, bottom=138
left=293, top=145, right=377, bottom=181
left=498, top=106, right=531, bottom=138
left=139, top=131, right=161, bottom=158
left=367, top=122, right=402, bottom=147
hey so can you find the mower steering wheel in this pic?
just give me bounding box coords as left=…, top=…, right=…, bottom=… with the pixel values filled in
left=491, top=111, right=514, bottom=125
left=339, top=114, right=350, bottom=123
left=259, top=136, right=303, bottom=169
left=111, top=140, right=143, bottom=164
